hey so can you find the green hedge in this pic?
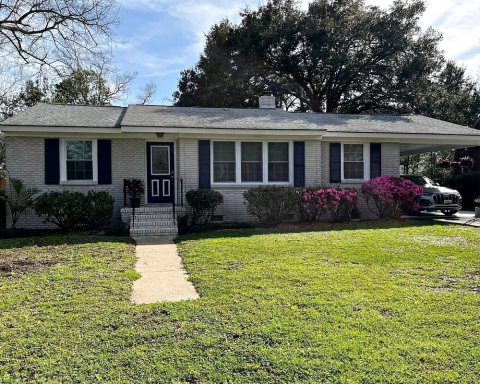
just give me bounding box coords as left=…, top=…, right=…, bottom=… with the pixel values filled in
left=34, top=190, right=114, bottom=230
left=243, top=186, right=299, bottom=225
left=446, top=171, right=480, bottom=208
left=185, top=189, right=223, bottom=225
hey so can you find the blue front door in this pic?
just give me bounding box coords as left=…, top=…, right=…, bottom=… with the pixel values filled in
left=146, top=142, right=174, bottom=204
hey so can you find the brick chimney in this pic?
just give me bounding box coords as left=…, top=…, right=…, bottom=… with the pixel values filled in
left=259, top=95, right=276, bottom=109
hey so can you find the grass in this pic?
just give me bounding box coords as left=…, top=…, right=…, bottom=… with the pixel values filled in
left=0, top=222, right=479, bottom=383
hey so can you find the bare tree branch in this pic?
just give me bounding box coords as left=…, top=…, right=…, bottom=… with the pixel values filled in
left=136, top=82, right=157, bottom=105
left=0, top=0, right=118, bottom=70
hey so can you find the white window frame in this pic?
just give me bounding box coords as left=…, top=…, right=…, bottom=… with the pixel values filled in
left=60, top=138, right=98, bottom=185
left=211, top=140, right=237, bottom=183
left=341, top=142, right=370, bottom=183
left=211, top=140, right=293, bottom=186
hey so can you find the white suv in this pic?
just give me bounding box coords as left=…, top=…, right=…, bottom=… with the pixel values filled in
left=400, top=175, right=462, bottom=216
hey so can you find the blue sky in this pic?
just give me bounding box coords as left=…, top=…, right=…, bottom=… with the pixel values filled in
left=112, top=0, right=480, bottom=106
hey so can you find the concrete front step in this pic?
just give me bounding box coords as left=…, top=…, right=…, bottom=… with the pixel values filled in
left=121, top=206, right=183, bottom=237
left=130, top=214, right=178, bottom=220
left=130, top=228, right=178, bottom=236
left=132, top=220, right=177, bottom=227
left=122, top=206, right=186, bottom=214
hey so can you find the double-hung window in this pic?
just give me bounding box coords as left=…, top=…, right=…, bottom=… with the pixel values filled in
left=60, top=139, right=98, bottom=183
left=268, top=142, right=289, bottom=182
left=342, top=143, right=368, bottom=181
left=213, top=141, right=236, bottom=182
left=212, top=141, right=291, bottom=184
left=241, top=142, right=263, bottom=182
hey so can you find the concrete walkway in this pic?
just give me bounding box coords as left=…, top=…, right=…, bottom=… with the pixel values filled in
left=131, top=236, right=199, bottom=304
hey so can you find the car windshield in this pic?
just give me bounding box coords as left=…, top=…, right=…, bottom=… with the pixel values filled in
left=401, top=175, right=431, bottom=186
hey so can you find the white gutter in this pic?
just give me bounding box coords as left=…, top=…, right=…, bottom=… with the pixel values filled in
left=0, top=125, right=122, bottom=134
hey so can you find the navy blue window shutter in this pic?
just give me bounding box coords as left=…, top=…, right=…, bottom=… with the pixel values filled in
left=98, top=139, right=112, bottom=185
left=44, top=138, right=60, bottom=185
left=293, top=141, right=305, bottom=187
left=329, top=143, right=341, bottom=183
left=198, top=140, right=211, bottom=189
left=370, top=143, right=382, bottom=179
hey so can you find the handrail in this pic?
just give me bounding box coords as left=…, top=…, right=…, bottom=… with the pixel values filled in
left=172, top=177, right=184, bottom=218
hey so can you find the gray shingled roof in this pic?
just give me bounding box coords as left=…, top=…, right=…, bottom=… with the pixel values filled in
left=0, top=103, right=126, bottom=128
left=1, top=103, right=479, bottom=136
left=122, top=105, right=480, bottom=135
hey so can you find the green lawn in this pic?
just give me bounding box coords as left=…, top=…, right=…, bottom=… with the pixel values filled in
left=0, top=223, right=479, bottom=383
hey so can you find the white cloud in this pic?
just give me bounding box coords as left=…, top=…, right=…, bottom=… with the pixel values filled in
left=122, top=0, right=256, bottom=54
left=124, top=0, right=480, bottom=75
left=365, top=0, right=480, bottom=77
left=116, top=0, right=480, bottom=104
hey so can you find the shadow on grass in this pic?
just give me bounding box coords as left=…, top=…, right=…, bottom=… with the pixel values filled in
left=176, top=219, right=450, bottom=242
left=0, top=231, right=133, bottom=250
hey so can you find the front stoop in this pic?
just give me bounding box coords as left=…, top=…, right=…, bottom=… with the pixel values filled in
left=121, top=206, right=185, bottom=237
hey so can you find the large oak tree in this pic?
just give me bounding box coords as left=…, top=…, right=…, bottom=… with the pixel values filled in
left=173, top=0, right=480, bottom=124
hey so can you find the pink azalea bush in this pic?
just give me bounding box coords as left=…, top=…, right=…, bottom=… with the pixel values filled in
left=300, top=187, right=359, bottom=222
left=361, top=176, right=422, bottom=218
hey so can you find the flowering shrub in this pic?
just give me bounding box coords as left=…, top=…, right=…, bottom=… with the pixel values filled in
left=300, top=187, right=358, bottom=222
left=362, top=176, right=422, bottom=218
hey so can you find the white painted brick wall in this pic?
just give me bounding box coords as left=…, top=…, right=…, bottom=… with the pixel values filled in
left=305, top=140, right=322, bottom=186
left=5, top=137, right=146, bottom=228
left=178, top=139, right=400, bottom=223
left=5, top=136, right=401, bottom=227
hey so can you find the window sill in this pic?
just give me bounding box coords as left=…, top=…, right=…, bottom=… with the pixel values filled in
left=60, top=180, right=99, bottom=186
left=340, top=179, right=367, bottom=184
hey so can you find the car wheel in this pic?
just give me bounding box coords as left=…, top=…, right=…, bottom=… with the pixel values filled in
left=441, top=210, right=458, bottom=216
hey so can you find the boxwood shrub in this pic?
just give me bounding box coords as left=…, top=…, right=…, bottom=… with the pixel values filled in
left=85, top=191, right=114, bottom=229
left=34, top=190, right=114, bottom=230
left=243, top=186, right=299, bottom=225
left=185, top=189, right=223, bottom=225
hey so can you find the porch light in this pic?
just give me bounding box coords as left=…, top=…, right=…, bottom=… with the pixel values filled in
left=156, top=132, right=164, bottom=139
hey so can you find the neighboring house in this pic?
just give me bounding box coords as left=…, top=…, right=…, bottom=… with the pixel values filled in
left=1, top=96, right=480, bottom=235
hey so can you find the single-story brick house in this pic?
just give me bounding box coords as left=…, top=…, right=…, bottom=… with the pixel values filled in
left=1, top=96, right=480, bottom=235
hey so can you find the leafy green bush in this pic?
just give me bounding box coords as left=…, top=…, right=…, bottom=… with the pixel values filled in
left=446, top=171, right=480, bottom=208
left=0, top=178, right=39, bottom=229
left=85, top=191, right=114, bottom=229
left=243, top=186, right=298, bottom=225
left=34, top=191, right=87, bottom=230
left=185, top=189, right=223, bottom=225
left=34, top=190, right=114, bottom=230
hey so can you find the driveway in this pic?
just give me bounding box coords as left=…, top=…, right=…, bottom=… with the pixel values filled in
left=402, top=211, right=479, bottom=227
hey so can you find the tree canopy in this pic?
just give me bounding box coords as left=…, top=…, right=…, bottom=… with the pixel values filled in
left=173, top=0, right=480, bottom=127
left=0, top=68, right=135, bottom=121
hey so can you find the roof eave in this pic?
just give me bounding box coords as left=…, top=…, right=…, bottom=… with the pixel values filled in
left=0, top=125, right=122, bottom=133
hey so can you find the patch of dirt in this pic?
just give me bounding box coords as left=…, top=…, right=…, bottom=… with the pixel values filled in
left=377, top=308, right=398, bottom=318
left=413, top=236, right=469, bottom=247
left=430, top=272, right=480, bottom=294
left=0, top=256, right=59, bottom=277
